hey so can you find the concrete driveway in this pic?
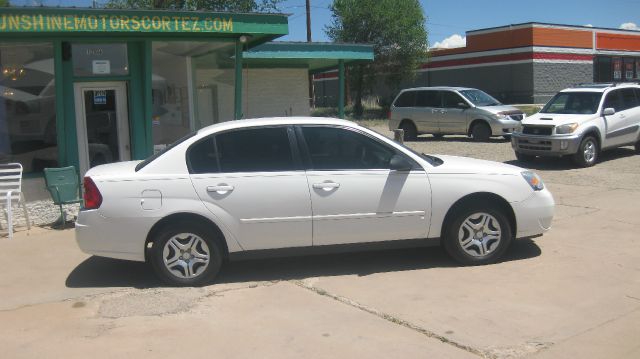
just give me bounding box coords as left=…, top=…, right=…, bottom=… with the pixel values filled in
left=1, top=134, right=639, bottom=359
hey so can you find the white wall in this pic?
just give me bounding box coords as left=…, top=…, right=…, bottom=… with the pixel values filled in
left=242, top=68, right=310, bottom=119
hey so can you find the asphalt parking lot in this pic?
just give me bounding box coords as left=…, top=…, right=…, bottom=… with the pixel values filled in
left=1, top=126, right=639, bottom=359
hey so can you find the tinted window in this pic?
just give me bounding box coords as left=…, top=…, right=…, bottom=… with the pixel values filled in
left=301, top=127, right=397, bottom=170
left=188, top=137, right=218, bottom=174
left=416, top=90, right=440, bottom=107
left=216, top=127, right=295, bottom=172
left=620, top=88, right=639, bottom=110
left=394, top=91, right=416, bottom=107
left=603, top=90, right=624, bottom=112
left=541, top=92, right=603, bottom=114
left=441, top=91, right=466, bottom=108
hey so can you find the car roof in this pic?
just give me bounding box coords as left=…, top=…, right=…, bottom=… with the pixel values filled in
left=400, top=86, right=475, bottom=92
left=197, top=117, right=358, bottom=136
left=561, top=83, right=640, bottom=93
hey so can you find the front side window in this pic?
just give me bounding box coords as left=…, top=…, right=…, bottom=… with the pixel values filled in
left=541, top=92, right=603, bottom=115
left=441, top=91, right=466, bottom=108
left=602, top=90, right=624, bottom=112
left=301, top=127, right=398, bottom=170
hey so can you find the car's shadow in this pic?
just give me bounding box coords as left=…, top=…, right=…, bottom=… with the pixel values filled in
left=65, top=239, right=541, bottom=288
left=504, top=147, right=637, bottom=170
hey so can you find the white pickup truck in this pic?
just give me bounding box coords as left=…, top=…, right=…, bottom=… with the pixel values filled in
left=511, top=83, right=640, bottom=167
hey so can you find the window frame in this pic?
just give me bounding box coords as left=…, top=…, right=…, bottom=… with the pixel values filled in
left=185, top=125, right=303, bottom=174
left=293, top=125, right=423, bottom=171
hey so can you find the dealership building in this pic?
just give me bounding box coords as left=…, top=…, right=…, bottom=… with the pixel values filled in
left=315, top=22, right=640, bottom=106
left=0, top=7, right=373, bottom=186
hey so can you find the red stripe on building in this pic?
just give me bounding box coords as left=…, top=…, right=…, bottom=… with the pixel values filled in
left=422, top=52, right=593, bottom=69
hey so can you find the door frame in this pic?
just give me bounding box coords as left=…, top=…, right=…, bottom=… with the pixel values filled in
left=73, top=81, right=130, bottom=176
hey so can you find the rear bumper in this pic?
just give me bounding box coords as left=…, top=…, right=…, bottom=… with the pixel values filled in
left=75, top=209, right=155, bottom=262
left=512, top=188, right=555, bottom=238
left=511, top=133, right=582, bottom=156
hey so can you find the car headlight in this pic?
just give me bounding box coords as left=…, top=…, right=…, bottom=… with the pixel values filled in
left=521, top=171, right=544, bottom=191
left=555, top=123, right=579, bottom=134
left=492, top=112, right=507, bottom=119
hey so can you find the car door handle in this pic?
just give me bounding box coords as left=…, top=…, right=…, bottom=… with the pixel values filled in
left=312, top=182, right=340, bottom=190
left=207, top=185, right=234, bottom=194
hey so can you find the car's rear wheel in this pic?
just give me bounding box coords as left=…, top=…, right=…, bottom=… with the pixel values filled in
left=572, top=136, right=598, bottom=167
left=399, top=121, right=417, bottom=141
left=443, top=204, right=512, bottom=265
left=515, top=152, right=535, bottom=162
left=150, top=221, right=223, bottom=286
left=471, top=122, right=491, bottom=142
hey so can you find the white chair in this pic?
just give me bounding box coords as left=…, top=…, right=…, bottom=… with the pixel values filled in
left=0, top=163, right=31, bottom=240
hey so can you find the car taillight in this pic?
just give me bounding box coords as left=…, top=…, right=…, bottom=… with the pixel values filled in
left=83, top=177, right=102, bottom=209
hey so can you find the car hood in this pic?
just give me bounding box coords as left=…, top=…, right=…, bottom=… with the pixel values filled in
left=85, top=160, right=142, bottom=179
left=476, top=105, right=523, bottom=115
left=428, top=154, right=523, bottom=175
left=522, top=112, right=594, bottom=126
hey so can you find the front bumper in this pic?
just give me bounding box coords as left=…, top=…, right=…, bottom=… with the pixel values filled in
left=512, top=188, right=555, bottom=238
left=511, top=132, right=582, bottom=156
left=490, top=118, right=521, bottom=136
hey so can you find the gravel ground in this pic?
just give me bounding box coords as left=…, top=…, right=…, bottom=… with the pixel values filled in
left=365, top=123, right=640, bottom=191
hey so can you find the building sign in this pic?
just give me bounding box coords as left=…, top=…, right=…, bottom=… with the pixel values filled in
left=92, top=60, right=111, bottom=75
left=613, top=57, right=622, bottom=80
left=93, top=90, right=107, bottom=105
left=0, top=13, right=233, bottom=33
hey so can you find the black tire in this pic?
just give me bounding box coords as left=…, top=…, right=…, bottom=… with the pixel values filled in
left=635, top=140, right=640, bottom=154
left=471, top=122, right=491, bottom=142
left=572, top=136, right=599, bottom=167
left=150, top=221, right=224, bottom=286
left=443, top=203, right=512, bottom=265
left=399, top=121, right=418, bottom=141
left=515, top=152, right=535, bottom=162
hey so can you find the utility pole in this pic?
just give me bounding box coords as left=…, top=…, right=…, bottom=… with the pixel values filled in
left=306, top=0, right=315, bottom=108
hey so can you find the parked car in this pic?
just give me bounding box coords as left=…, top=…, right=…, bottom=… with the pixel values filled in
left=512, top=83, right=640, bottom=167
left=388, top=87, right=525, bottom=141
left=76, top=117, right=554, bottom=286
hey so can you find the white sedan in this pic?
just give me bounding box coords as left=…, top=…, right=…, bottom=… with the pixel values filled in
left=76, top=117, right=554, bottom=286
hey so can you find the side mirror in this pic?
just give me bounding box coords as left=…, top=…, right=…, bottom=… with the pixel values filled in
left=389, top=154, right=413, bottom=171
left=603, top=107, right=615, bottom=116
left=457, top=102, right=469, bottom=109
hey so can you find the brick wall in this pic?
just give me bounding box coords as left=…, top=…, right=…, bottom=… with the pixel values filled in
left=532, top=62, right=594, bottom=104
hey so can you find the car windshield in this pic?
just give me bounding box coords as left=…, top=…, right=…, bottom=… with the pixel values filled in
left=135, top=131, right=197, bottom=171
left=459, top=89, right=501, bottom=106
left=541, top=92, right=603, bottom=114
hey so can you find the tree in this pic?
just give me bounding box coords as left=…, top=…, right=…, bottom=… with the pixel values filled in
left=105, top=0, right=282, bottom=12
left=326, top=0, right=428, bottom=116
left=0, top=0, right=10, bottom=7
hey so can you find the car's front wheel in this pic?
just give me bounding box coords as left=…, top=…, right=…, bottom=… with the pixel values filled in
left=573, top=136, right=599, bottom=167
left=635, top=140, right=640, bottom=154
left=443, top=204, right=512, bottom=265
left=471, top=122, right=491, bottom=142
left=150, top=221, right=223, bottom=286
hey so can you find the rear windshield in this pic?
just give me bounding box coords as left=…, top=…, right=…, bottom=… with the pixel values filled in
left=541, top=92, right=603, bottom=114
left=135, top=132, right=197, bottom=172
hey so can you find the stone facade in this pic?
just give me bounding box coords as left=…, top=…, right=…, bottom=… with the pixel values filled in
left=532, top=62, right=594, bottom=104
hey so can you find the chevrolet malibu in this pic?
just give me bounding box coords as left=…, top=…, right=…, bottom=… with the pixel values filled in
left=76, top=117, right=554, bottom=286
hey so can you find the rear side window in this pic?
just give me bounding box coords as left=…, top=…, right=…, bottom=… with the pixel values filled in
left=301, top=126, right=399, bottom=170
left=187, top=127, right=295, bottom=173
left=620, top=88, right=639, bottom=110
left=416, top=90, right=440, bottom=107
left=394, top=91, right=416, bottom=107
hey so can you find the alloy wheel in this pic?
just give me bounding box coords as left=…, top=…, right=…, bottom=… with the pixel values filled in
left=457, top=212, right=502, bottom=257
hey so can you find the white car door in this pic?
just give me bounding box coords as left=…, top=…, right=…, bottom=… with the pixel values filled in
left=602, top=89, right=640, bottom=147
left=298, top=126, right=431, bottom=246
left=188, top=126, right=312, bottom=251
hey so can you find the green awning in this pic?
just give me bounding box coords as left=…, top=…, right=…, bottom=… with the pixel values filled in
left=244, top=41, right=374, bottom=72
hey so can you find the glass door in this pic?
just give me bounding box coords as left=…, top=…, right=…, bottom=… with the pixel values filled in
left=73, top=82, right=130, bottom=176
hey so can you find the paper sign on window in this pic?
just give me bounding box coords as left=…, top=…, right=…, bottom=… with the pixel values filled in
left=93, top=90, right=107, bottom=105
left=92, top=60, right=111, bottom=75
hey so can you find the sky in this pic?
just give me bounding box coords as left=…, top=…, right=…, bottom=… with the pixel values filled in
left=9, top=0, right=640, bottom=48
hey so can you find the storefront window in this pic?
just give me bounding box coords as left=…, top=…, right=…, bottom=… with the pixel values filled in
left=151, top=41, right=235, bottom=152
left=72, top=43, right=129, bottom=77
left=0, top=42, right=57, bottom=173
left=612, top=57, right=622, bottom=81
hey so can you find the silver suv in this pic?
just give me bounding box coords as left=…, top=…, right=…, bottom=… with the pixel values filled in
left=388, top=87, right=525, bottom=141
left=512, top=83, right=640, bottom=167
